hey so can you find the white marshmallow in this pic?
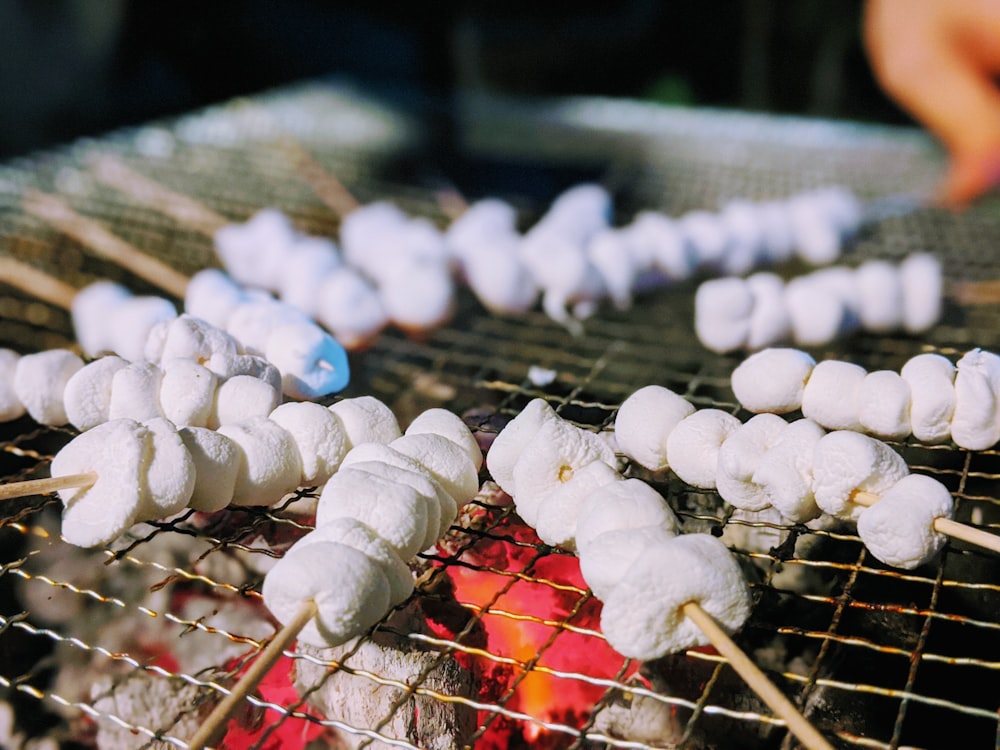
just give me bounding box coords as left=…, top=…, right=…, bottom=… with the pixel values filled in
left=757, top=200, right=796, bottom=264
left=857, top=260, right=903, bottom=333
left=268, top=402, right=348, bottom=487
left=339, top=201, right=410, bottom=264
left=262, top=540, right=391, bottom=648
left=224, top=298, right=307, bottom=357
left=213, top=353, right=283, bottom=393
left=177, top=426, right=240, bottom=512
left=158, top=360, right=217, bottom=428
left=574, top=478, right=679, bottom=554
left=184, top=269, right=247, bottom=330
left=536, top=183, right=612, bottom=246
left=278, top=236, right=343, bottom=317
left=508, top=416, right=617, bottom=527
left=809, top=266, right=862, bottom=332
left=315, top=266, right=389, bottom=350
left=679, top=210, right=730, bottom=270
left=858, top=370, right=911, bottom=440
left=328, top=396, right=401, bottom=450
left=786, top=277, right=845, bottom=346
left=138, top=417, right=196, bottom=520
left=446, top=198, right=519, bottom=262
left=745, top=272, right=791, bottom=351
left=71, top=281, right=132, bottom=357
left=389, top=432, right=480, bottom=507
left=264, top=319, right=350, bottom=399
left=586, top=228, right=638, bottom=310
left=694, top=277, right=751, bottom=354
left=533, top=460, right=623, bottom=550
left=405, top=408, right=483, bottom=471
left=14, top=349, right=84, bottom=426
left=379, top=261, right=455, bottom=332
left=148, top=313, right=240, bottom=367
left=900, top=353, right=956, bottom=444
left=63, top=355, right=128, bottom=431
left=0, top=349, right=25, bottom=422
left=108, top=361, right=165, bottom=422
left=751, top=418, right=825, bottom=523
left=294, top=517, right=413, bottom=606
left=800, top=360, right=867, bottom=431
left=951, top=348, right=1000, bottom=450
left=485, top=398, right=558, bottom=496
left=109, top=295, right=178, bottom=363
left=216, top=416, right=303, bottom=507
left=613, top=385, right=695, bottom=472
left=716, top=413, right=789, bottom=511
left=666, top=409, right=742, bottom=489
left=209, top=375, right=281, bottom=429
left=213, top=208, right=298, bottom=291
left=578, top=523, right=677, bottom=600
left=788, top=195, right=841, bottom=266
left=627, top=211, right=693, bottom=281
left=811, top=431, right=909, bottom=521
left=731, top=347, right=816, bottom=414
left=856, top=474, right=953, bottom=570
left=600, top=534, right=752, bottom=660
left=52, top=419, right=149, bottom=547
left=316, top=466, right=430, bottom=560
left=463, top=238, right=539, bottom=315
left=718, top=199, right=765, bottom=276
left=899, top=253, right=943, bottom=334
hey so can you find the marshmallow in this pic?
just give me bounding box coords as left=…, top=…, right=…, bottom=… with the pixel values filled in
left=586, top=228, right=639, bottom=310
left=71, top=281, right=133, bottom=357
left=339, top=201, right=410, bottom=265
left=666, top=409, right=742, bottom=489
left=951, top=348, right=1000, bottom=450
left=294, top=517, right=413, bottom=606
left=716, top=413, right=789, bottom=511
left=52, top=419, right=150, bottom=547
left=613, top=385, right=695, bottom=472
left=209, top=375, right=281, bottom=429
left=224, top=298, right=307, bottom=357
left=857, top=370, right=911, bottom=440
left=856, top=474, right=953, bottom=570
left=679, top=210, right=730, bottom=270
left=800, top=360, right=867, bottom=431
left=485, top=398, right=558, bottom=496
left=626, top=211, right=693, bottom=281
left=262, top=540, right=391, bottom=648
left=264, top=319, right=350, bottom=399
left=811, top=431, right=909, bottom=521
left=522, top=231, right=605, bottom=333
left=108, top=361, right=165, bottom=422
left=278, top=236, right=343, bottom=317
left=339, top=441, right=457, bottom=536
left=578, top=523, right=677, bottom=600
left=212, top=353, right=283, bottom=393
left=213, top=208, right=298, bottom=291
left=138, top=417, right=196, bottom=520
left=0, top=349, right=25, bottom=422
left=600, top=534, right=752, bottom=660
left=389, top=432, right=480, bottom=506
left=177, top=426, right=240, bottom=512
left=808, top=266, right=861, bottom=332
left=751, top=418, right=825, bottom=523
left=158, top=360, right=217, bottom=428
left=216, top=416, right=303, bottom=507
left=268, top=402, right=348, bottom=487
left=731, top=347, right=816, bottom=414
left=328, top=396, right=401, bottom=450
left=63, top=355, right=128, bottom=431
left=899, top=353, right=955, bottom=444
left=694, top=277, right=751, bottom=354
left=404, top=408, right=483, bottom=472
left=147, top=314, right=240, bottom=368
left=109, top=295, right=178, bottom=363
left=14, top=349, right=84, bottom=426
left=463, top=239, right=540, bottom=315
left=788, top=194, right=841, bottom=266
left=184, top=269, right=247, bottom=330
left=745, top=272, right=791, bottom=351
left=785, top=277, right=846, bottom=347
left=718, top=199, right=766, bottom=276
left=446, top=198, right=519, bottom=262
left=508, top=416, right=617, bottom=527
left=379, top=261, right=455, bottom=332
left=857, top=260, right=903, bottom=333
left=536, top=183, right=612, bottom=246
left=315, top=266, right=389, bottom=350
left=757, top=200, right=796, bottom=264
left=316, top=466, right=430, bottom=560
left=574, top=478, right=679, bottom=554
left=899, top=253, right=943, bottom=334
left=533, top=460, right=623, bottom=550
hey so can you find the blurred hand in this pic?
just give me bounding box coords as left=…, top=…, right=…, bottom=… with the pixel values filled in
left=864, top=0, right=1000, bottom=206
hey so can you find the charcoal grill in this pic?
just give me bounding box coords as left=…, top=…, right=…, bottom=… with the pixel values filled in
left=0, top=80, right=999, bottom=749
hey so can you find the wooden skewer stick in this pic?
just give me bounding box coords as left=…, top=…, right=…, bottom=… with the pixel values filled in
left=21, top=189, right=190, bottom=299
left=683, top=601, right=834, bottom=750
left=852, top=490, right=1000, bottom=554
left=0, top=472, right=97, bottom=501
left=0, top=256, right=77, bottom=311
left=186, top=599, right=318, bottom=750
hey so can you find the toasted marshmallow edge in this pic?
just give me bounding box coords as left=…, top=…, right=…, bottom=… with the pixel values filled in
left=731, top=347, right=816, bottom=414
left=261, top=541, right=391, bottom=648
left=614, top=385, right=695, bottom=472
left=600, top=533, right=752, bottom=661
left=856, top=474, right=953, bottom=570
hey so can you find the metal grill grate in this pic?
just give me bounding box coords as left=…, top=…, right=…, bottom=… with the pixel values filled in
left=1, top=81, right=999, bottom=749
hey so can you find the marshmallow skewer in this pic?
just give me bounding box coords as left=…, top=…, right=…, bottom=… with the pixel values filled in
left=186, top=598, right=318, bottom=750
left=0, top=472, right=95, bottom=501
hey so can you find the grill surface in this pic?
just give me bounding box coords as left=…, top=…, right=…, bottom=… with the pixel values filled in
left=1, top=80, right=999, bottom=749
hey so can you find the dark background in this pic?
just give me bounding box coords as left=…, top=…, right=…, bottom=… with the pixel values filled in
left=0, top=0, right=913, bottom=162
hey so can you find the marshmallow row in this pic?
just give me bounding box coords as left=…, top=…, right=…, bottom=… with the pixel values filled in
left=262, top=408, right=484, bottom=649
left=695, top=253, right=943, bottom=354
left=485, top=398, right=752, bottom=660
left=732, top=346, right=1000, bottom=450
left=72, top=273, right=350, bottom=400
left=614, top=385, right=956, bottom=569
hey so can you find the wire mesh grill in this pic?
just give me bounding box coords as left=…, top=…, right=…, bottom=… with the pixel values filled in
left=1, top=80, right=999, bottom=749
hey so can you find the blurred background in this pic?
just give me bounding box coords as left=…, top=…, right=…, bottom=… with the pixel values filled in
left=0, top=0, right=913, bottom=163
